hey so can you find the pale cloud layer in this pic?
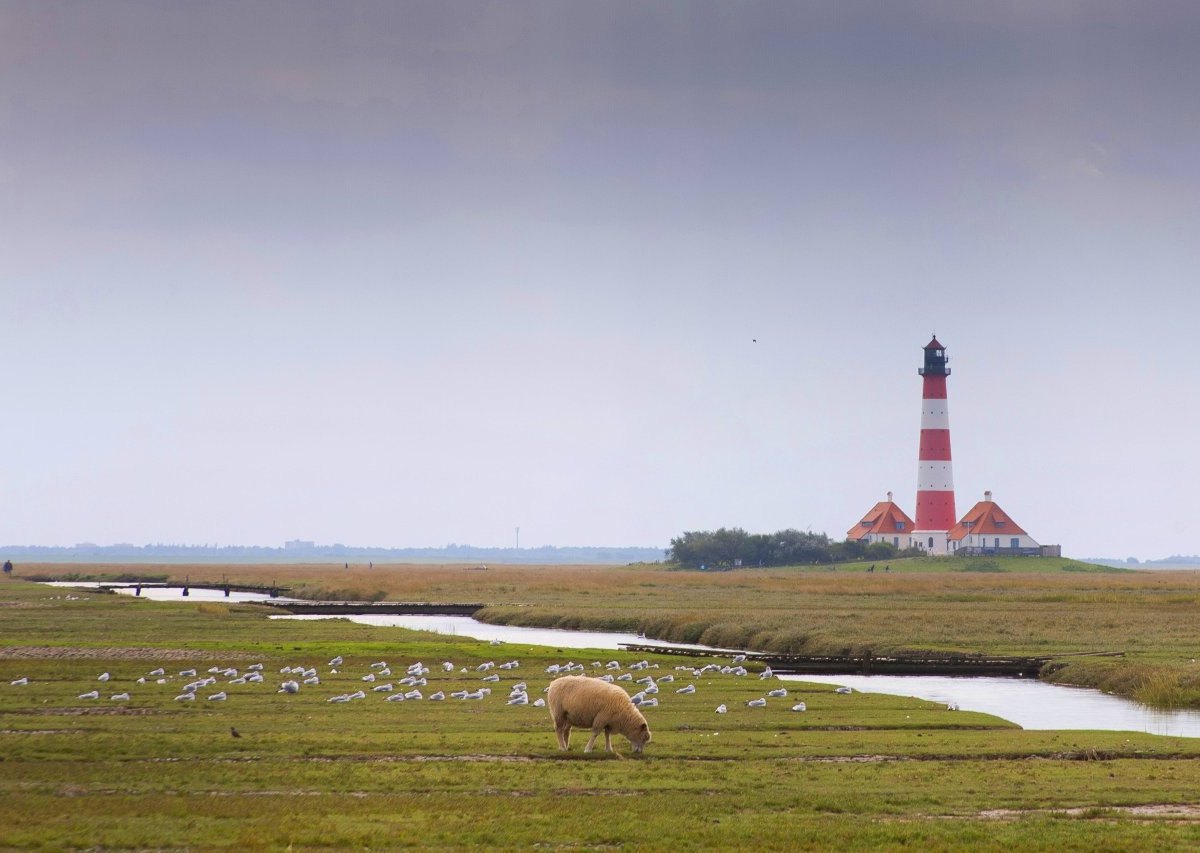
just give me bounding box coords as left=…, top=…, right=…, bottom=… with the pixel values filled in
left=2, top=2, right=1198, bottom=557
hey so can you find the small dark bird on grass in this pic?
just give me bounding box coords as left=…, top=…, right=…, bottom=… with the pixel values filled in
left=230, top=727, right=241, bottom=738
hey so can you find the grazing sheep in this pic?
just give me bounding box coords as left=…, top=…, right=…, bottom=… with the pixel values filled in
left=547, top=675, right=652, bottom=756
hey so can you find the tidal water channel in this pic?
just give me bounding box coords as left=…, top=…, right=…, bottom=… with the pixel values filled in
left=45, top=582, right=1200, bottom=737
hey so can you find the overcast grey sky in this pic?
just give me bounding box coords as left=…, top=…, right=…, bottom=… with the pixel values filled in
left=2, top=2, right=1198, bottom=558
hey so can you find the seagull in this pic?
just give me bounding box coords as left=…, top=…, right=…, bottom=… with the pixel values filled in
left=636, top=676, right=654, bottom=685
left=9, top=677, right=28, bottom=686
left=640, top=697, right=659, bottom=707
left=173, top=693, right=195, bottom=701
left=791, top=703, right=807, bottom=712
left=247, top=663, right=264, bottom=672
left=732, top=655, right=747, bottom=664
left=329, top=656, right=343, bottom=666
left=835, top=686, right=853, bottom=695
left=532, top=698, right=546, bottom=708
left=441, top=662, right=455, bottom=672
left=230, top=727, right=241, bottom=738
left=98, top=672, right=110, bottom=682
left=208, top=692, right=227, bottom=701
left=385, top=693, right=406, bottom=702
left=362, top=673, right=376, bottom=683
left=477, top=662, right=495, bottom=672
left=767, top=688, right=788, bottom=698
left=481, top=674, right=500, bottom=683
left=180, top=669, right=197, bottom=678
left=303, top=676, right=320, bottom=685
left=370, top=661, right=387, bottom=670
left=78, top=690, right=100, bottom=700
left=598, top=674, right=614, bottom=683
left=404, top=689, right=423, bottom=700
left=378, top=668, right=391, bottom=677
left=428, top=691, right=446, bottom=701
left=109, top=692, right=130, bottom=701
left=328, top=694, right=351, bottom=703
left=605, top=661, right=621, bottom=670
left=246, top=673, right=264, bottom=683
left=759, top=667, right=774, bottom=680
left=657, top=674, right=675, bottom=683
left=630, top=692, right=646, bottom=706
left=676, top=684, right=696, bottom=694
left=644, top=683, right=659, bottom=694
left=148, top=668, right=165, bottom=677
left=746, top=698, right=767, bottom=708
left=373, top=683, right=394, bottom=692
left=507, top=694, right=529, bottom=706
left=348, top=690, right=366, bottom=700
left=617, top=674, right=633, bottom=682
left=715, top=704, right=727, bottom=714
left=279, top=680, right=300, bottom=694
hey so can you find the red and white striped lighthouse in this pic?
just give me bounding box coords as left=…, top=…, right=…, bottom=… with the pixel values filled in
left=913, top=336, right=956, bottom=554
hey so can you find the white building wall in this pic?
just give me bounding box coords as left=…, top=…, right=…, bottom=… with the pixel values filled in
left=912, top=530, right=951, bottom=555
left=950, top=532, right=1040, bottom=551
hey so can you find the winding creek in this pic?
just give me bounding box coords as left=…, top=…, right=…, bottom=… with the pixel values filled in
left=44, top=582, right=1200, bottom=738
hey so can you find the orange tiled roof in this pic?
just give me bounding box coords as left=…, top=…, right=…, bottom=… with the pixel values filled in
left=847, top=500, right=916, bottom=540
left=947, top=500, right=1028, bottom=540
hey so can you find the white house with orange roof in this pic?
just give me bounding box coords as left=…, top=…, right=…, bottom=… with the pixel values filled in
left=946, top=491, right=1040, bottom=554
left=847, top=492, right=915, bottom=550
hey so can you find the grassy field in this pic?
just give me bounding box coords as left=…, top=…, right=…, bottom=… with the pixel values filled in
left=4, top=574, right=1200, bottom=849
left=16, top=557, right=1200, bottom=707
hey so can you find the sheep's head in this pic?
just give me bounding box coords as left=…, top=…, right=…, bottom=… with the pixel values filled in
left=630, top=722, right=651, bottom=753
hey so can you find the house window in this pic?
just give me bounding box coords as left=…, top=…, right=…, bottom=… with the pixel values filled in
left=894, top=522, right=905, bottom=531
left=994, top=538, right=1000, bottom=548
left=996, top=521, right=1006, bottom=528
left=862, top=521, right=873, bottom=527
left=928, top=536, right=934, bottom=549
left=1011, top=538, right=1020, bottom=549
left=893, top=537, right=899, bottom=547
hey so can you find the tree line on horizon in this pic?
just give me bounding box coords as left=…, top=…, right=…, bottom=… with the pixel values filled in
left=667, top=527, right=919, bottom=569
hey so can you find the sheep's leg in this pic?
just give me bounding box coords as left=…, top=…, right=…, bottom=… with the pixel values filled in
left=556, top=721, right=571, bottom=750
left=603, top=728, right=613, bottom=753
left=584, top=729, right=601, bottom=752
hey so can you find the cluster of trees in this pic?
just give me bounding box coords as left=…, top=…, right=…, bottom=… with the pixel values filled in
left=667, top=527, right=918, bottom=569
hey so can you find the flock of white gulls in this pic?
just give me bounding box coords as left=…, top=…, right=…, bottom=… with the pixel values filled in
left=7, top=652, right=846, bottom=714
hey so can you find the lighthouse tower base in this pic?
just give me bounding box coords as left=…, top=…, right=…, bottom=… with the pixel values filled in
left=912, top=530, right=951, bottom=556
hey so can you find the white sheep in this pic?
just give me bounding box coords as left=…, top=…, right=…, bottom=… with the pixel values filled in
left=546, top=675, right=652, bottom=757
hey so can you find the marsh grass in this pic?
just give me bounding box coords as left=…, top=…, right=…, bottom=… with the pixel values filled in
left=14, top=560, right=1200, bottom=707
left=5, top=580, right=1200, bottom=848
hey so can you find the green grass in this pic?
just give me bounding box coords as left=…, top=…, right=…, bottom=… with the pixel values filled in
left=5, top=578, right=1200, bottom=849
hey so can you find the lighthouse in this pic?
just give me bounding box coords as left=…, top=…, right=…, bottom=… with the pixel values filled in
left=913, top=336, right=956, bottom=554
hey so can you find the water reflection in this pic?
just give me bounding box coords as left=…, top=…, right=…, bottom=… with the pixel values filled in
left=271, top=613, right=729, bottom=653
left=784, top=674, right=1200, bottom=738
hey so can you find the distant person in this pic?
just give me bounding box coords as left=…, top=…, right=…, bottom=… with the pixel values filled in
left=868, top=564, right=875, bottom=573
left=2, top=559, right=11, bottom=576
left=884, top=565, right=890, bottom=573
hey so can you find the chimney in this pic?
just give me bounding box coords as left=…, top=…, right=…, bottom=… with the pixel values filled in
left=984, top=490, right=993, bottom=502
left=887, top=491, right=893, bottom=503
